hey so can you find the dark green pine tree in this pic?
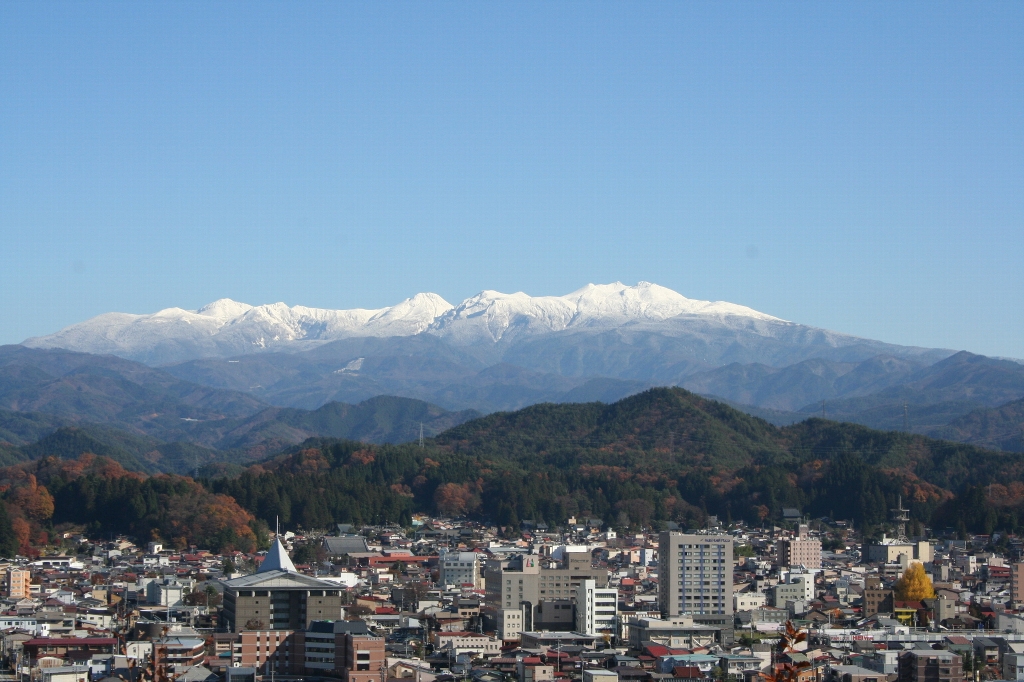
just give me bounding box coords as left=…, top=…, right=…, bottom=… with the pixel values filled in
left=0, top=501, right=19, bottom=558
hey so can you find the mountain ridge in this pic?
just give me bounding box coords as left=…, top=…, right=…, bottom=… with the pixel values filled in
left=25, top=282, right=944, bottom=369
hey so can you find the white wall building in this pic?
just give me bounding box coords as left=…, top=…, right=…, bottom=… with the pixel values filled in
left=434, top=632, right=501, bottom=658
left=575, top=579, right=618, bottom=636
left=769, top=574, right=814, bottom=607
left=498, top=607, right=523, bottom=641
left=439, top=551, right=479, bottom=588
left=733, top=592, right=767, bottom=612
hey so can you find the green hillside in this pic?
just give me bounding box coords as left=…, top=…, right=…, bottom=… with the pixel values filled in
left=4, top=386, right=1021, bottom=549
left=211, top=388, right=1024, bottom=536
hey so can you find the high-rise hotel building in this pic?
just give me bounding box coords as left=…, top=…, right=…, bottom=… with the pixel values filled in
left=658, top=532, right=733, bottom=618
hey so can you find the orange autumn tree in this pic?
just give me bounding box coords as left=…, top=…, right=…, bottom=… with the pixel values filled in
left=894, top=562, right=936, bottom=601
left=762, top=621, right=810, bottom=682
left=433, top=481, right=482, bottom=517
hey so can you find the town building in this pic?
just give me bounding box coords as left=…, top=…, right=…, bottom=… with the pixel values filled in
left=7, top=567, right=30, bottom=600
left=778, top=526, right=822, bottom=569
left=575, top=579, right=618, bottom=636
left=495, top=551, right=608, bottom=637
left=863, top=576, right=894, bottom=617
left=303, top=619, right=385, bottom=682
left=1012, top=562, right=1024, bottom=606
left=657, top=532, right=733, bottom=618
left=626, top=616, right=720, bottom=650
left=439, top=551, right=479, bottom=588
left=221, top=538, right=345, bottom=632
left=897, top=651, right=961, bottom=682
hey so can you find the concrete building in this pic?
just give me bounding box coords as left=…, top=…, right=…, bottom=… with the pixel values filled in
left=153, top=636, right=206, bottom=675
left=434, top=632, right=501, bottom=658
left=497, top=608, right=524, bottom=641
left=863, top=577, right=894, bottom=617
left=303, top=619, right=385, bottom=682
left=237, top=630, right=301, bottom=673
left=6, top=568, right=30, bottom=600
left=769, top=574, right=814, bottom=608
left=896, top=651, right=961, bottom=682
left=575, top=579, right=618, bottom=636
left=779, top=526, right=821, bottom=569
left=146, top=578, right=185, bottom=607
left=626, top=616, right=720, bottom=650
left=733, top=592, right=766, bottom=612
left=221, top=539, right=345, bottom=632
left=865, top=539, right=932, bottom=565
left=496, top=552, right=608, bottom=636
left=1012, top=563, right=1024, bottom=605
left=1003, top=652, right=1024, bottom=681
left=439, top=551, right=479, bottom=588
left=657, top=533, right=733, bottom=618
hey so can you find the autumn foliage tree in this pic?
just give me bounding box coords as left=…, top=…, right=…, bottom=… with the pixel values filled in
left=762, top=621, right=810, bottom=682
left=433, top=481, right=481, bottom=517
left=894, top=562, right=936, bottom=601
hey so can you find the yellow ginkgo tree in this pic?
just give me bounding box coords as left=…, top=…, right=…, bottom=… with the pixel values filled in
left=893, top=562, right=936, bottom=601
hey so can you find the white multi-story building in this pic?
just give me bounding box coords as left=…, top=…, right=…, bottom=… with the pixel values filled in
left=575, top=579, right=618, bottom=636
left=434, top=632, right=501, bottom=658
left=658, top=532, right=733, bottom=618
left=439, top=551, right=479, bottom=588
left=146, top=578, right=185, bottom=607
left=769, top=573, right=814, bottom=607
left=497, top=608, right=523, bottom=640
left=733, top=592, right=766, bottom=612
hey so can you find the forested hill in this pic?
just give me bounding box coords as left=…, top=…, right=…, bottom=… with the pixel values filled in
left=212, top=388, right=1024, bottom=538
left=433, top=388, right=1019, bottom=492
left=3, top=388, right=1023, bottom=555
left=432, top=388, right=785, bottom=471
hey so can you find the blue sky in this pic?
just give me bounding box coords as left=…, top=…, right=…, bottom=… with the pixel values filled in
left=2, top=3, right=1022, bottom=357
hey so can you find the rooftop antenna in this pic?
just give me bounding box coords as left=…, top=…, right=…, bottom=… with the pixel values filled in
left=419, top=423, right=424, bottom=448
left=891, top=495, right=910, bottom=542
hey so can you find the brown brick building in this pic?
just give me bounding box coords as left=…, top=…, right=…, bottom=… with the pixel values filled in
left=305, top=620, right=385, bottom=682
left=863, top=576, right=894, bottom=617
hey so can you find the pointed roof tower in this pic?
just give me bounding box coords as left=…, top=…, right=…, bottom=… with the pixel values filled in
left=257, top=537, right=297, bottom=574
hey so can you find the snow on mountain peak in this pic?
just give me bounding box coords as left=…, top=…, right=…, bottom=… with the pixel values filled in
left=22, top=283, right=782, bottom=362
left=196, top=298, right=254, bottom=319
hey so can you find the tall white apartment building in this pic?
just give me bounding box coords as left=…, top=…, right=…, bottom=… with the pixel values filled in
left=575, top=579, right=618, bottom=636
left=658, top=532, right=733, bottom=618
left=440, top=551, right=479, bottom=588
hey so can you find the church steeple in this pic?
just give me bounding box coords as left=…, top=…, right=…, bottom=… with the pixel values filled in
left=257, top=528, right=297, bottom=574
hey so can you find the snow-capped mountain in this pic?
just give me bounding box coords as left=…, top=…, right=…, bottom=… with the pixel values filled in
left=17, top=281, right=965, bottom=418
left=429, top=282, right=782, bottom=345
left=22, top=282, right=786, bottom=364
left=23, top=292, right=454, bottom=364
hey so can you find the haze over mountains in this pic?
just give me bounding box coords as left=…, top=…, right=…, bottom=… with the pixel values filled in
left=13, top=282, right=1024, bottom=453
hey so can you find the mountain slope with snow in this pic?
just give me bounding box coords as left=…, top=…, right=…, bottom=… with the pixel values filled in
left=24, top=292, right=455, bottom=364
left=23, top=282, right=783, bottom=363
left=22, top=282, right=949, bottom=380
